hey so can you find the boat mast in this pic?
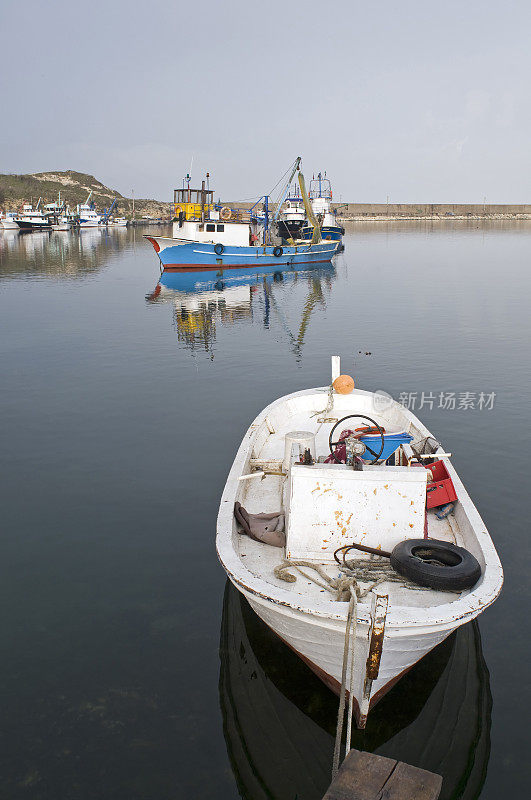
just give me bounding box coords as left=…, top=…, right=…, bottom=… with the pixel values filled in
left=263, top=195, right=269, bottom=245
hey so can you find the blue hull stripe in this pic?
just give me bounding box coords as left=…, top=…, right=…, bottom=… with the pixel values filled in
left=149, top=239, right=339, bottom=270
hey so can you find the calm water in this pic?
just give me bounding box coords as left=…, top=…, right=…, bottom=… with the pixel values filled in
left=0, top=222, right=529, bottom=799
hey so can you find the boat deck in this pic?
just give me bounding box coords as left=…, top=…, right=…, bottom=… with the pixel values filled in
left=237, top=411, right=464, bottom=610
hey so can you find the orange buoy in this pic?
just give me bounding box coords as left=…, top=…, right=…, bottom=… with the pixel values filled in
left=333, top=374, right=355, bottom=394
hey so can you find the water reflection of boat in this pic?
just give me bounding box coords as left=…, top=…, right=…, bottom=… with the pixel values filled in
left=147, top=262, right=336, bottom=357
left=219, top=581, right=491, bottom=800
left=0, top=224, right=134, bottom=279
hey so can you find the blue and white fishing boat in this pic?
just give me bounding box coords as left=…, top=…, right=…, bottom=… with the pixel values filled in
left=146, top=158, right=340, bottom=271
left=301, top=172, right=344, bottom=242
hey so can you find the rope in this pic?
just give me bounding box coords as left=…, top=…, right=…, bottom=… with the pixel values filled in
left=274, top=557, right=431, bottom=780
left=311, top=383, right=334, bottom=420
left=274, top=557, right=427, bottom=599
left=274, top=560, right=386, bottom=601
left=332, top=585, right=357, bottom=778
left=345, top=591, right=357, bottom=764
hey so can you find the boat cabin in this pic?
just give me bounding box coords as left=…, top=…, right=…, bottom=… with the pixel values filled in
left=173, top=186, right=214, bottom=221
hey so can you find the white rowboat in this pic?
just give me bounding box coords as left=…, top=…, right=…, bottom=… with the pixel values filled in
left=216, top=358, right=503, bottom=728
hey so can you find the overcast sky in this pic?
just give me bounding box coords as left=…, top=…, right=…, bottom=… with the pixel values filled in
left=1, top=0, right=529, bottom=203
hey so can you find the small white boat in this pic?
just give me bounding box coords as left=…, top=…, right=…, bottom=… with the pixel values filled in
left=1, top=211, right=20, bottom=230
left=78, top=191, right=102, bottom=228
left=51, top=215, right=72, bottom=231
left=113, top=217, right=128, bottom=227
left=216, top=357, right=503, bottom=730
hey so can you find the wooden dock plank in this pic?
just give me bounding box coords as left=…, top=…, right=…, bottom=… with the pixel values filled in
left=323, top=750, right=397, bottom=800
left=379, top=761, right=442, bottom=800
left=322, top=750, right=442, bottom=800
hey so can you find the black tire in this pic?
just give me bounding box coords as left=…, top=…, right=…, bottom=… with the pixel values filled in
left=390, top=538, right=481, bottom=591
left=214, top=243, right=224, bottom=255
left=273, top=246, right=283, bottom=257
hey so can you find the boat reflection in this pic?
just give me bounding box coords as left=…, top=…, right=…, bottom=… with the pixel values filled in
left=219, top=581, right=491, bottom=800
left=146, top=262, right=336, bottom=358
left=0, top=226, right=149, bottom=279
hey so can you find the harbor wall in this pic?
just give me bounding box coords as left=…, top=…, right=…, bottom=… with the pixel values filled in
left=335, top=203, right=531, bottom=219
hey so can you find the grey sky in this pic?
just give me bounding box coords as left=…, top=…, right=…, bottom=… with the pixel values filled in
left=1, top=0, right=529, bottom=203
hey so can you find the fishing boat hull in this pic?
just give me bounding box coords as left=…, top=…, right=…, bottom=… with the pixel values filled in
left=16, top=220, right=51, bottom=231
left=302, top=224, right=344, bottom=241
left=277, top=220, right=304, bottom=240
left=146, top=236, right=339, bottom=270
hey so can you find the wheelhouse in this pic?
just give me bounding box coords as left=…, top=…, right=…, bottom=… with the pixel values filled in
left=173, top=184, right=214, bottom=221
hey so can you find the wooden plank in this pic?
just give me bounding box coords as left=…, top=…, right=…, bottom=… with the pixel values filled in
left=322, top=750, right=442, bottom=800
left=378, top=761, right=442, bottom=800
left=323, top=750, right=396, bottom=800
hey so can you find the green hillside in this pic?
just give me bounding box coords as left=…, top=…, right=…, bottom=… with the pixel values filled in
left=0, top=170, right=172, bottom=218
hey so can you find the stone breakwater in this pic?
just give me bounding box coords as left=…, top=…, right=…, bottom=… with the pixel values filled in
left=335, top=203, right=531, bottom=221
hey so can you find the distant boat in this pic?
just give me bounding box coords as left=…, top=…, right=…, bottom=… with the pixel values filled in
left=45, top=196, right=73, bottom=231
left=78, top=190, right=102, bottom=228
left=302, top=172, right=344, bottom=242
left=51, top=216, right=72, bottom=231
left=277, top=190, right=306, bottom=240
left=220, top=581, right=492, bottom=800
left=113, top=217, right=128, bottom=226
left=16, top=201, right=51, bottom=231
left=0, top=211, right=20, bottom=230
left=146, top=157, right=339, bottom=270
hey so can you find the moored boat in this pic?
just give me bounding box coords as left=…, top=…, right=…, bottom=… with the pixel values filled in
left=146, top=158, right=340, bottom=270
left=302, top=172, right=344, bottom=241
left=216, top=357, right=503, bottom=730
left=51, top=216, right=72, bottom=231
left=16, top=201, right=51, bottom=231
left=277, top=186, right=306, bottom=240
left=78, top=191, right=102, bottom=228
left=1, top=211, right=20, bottom=230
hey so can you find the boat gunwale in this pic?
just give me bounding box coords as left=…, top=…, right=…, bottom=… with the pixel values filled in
left=216, top=386, right=504, bottom=629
